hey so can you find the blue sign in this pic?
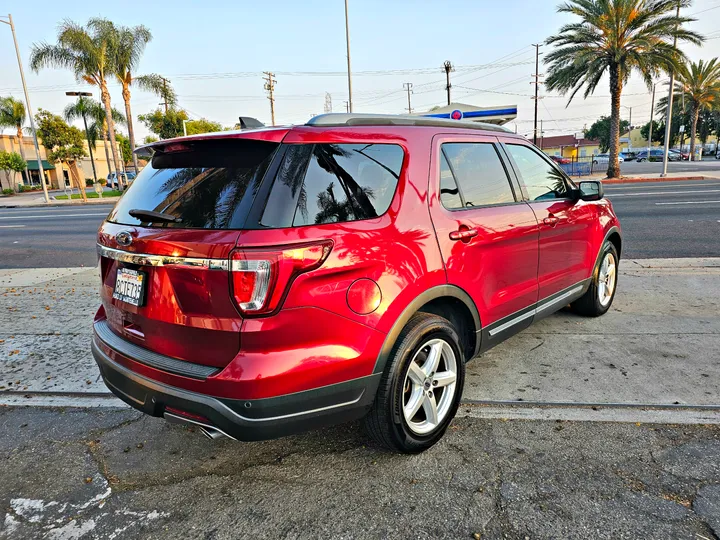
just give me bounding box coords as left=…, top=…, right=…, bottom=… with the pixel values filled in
left=450, top=109, right=463, bottom=120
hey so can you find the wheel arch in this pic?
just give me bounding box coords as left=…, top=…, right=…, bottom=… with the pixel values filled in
left=372, top=285, right=481, bottom=375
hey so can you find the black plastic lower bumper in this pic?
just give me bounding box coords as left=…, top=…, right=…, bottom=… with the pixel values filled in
left=92, top=336, right=381, bottom=441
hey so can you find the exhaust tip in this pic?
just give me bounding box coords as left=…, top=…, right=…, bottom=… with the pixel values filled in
left=200, top=426, right=226, bottom=440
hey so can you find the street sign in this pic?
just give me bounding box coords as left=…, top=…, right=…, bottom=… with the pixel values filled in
left=450, top=110, right=463, bottom=120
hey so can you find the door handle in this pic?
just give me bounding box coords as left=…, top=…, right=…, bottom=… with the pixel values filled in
left=543, top=215, right=559, bottom=227
left=449, top=228, right=478, bottom=242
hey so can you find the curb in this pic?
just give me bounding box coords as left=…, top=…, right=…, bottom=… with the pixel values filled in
left=602, top=175, right=709, bottom=185
left=0, top=198, right=119, bottom=209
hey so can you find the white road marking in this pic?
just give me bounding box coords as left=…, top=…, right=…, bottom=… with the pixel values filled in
left=0, top=225, right=25, bottom=228
left=609, top=189, right=720, bottom=197
left=0, top=213, right=107, bottom=220
left=605, top=182, right=720, bottom=190
left=656, top=200, right=720, bottom=205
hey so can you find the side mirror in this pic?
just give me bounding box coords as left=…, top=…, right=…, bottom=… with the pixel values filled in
left=577, top=180, right=604, bottom=201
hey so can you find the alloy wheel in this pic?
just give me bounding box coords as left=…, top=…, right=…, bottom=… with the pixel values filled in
left=402, top=338, right=458, bottom=435
left=598, top=252, right=617, bottom=307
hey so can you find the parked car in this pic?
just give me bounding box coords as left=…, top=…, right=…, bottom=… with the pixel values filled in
left=636, top=149, right=681, bottom=162
left=619, top=151, right=636, bottom=161
left=592, top=153, right=624, bottom=165
left=92, top=114, right=622, bottom=453
left=669, top=149, right=689, bottom=161
left=107, top=171, right=136, bottom=190
left=549, top=155, right=571, bottom=164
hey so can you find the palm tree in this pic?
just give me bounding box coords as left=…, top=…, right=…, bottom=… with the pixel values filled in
left=63, top=97, right=125, bottom=181
left=0, top=97, right=30, bottom=184
left=670, top=58, right=720, bottom=160
left=30, top=19, right=124, bottom=178
left=545, top=0, right=703, bottom=178
left=91, top=19, right=175, bottom=172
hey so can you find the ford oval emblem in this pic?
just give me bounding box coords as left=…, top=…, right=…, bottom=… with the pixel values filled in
left=116, top=231, right=133, bottom=247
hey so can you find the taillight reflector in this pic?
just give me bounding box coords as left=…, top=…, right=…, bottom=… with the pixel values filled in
left=230, top=240, right=332, bottom=316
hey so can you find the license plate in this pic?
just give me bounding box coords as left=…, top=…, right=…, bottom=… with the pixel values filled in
left=113, top=268, right=147, bottom=307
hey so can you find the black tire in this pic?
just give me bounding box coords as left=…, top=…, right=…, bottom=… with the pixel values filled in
left=571, top=240, right=619, bottom=317
left=364, top=312, right=465, bottom=453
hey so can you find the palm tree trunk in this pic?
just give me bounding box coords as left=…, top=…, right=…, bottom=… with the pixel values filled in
left=689, top=104, right=700, bottom=162
left=607, top=64, right=622, bottom=179
left=122, top=84, right=140, bottom=173
left=15, top=127, right=30, bottom=186
left=100, top=81, right=124, bottom=188
left=102, top=126, right=113, bottom=178
left=68, top=160, right=87, bottom=203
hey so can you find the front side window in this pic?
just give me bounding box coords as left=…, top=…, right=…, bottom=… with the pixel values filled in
left=440, top=142, right=515, bottom=209
left=261, top=143, right=403, bottom=228
left=505, top=144, right=569, bottom=201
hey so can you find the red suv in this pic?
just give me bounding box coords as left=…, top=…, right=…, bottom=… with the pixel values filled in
left=93, top=114, right=621, bottom=453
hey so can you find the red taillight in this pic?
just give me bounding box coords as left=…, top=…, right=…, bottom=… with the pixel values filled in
left=230, top=240, right=333, bottom=316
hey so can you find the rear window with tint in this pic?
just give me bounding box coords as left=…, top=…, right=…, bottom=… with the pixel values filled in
left=260, top=143, right=403, bottom=228
left=107, top=139, right=278, bottom=229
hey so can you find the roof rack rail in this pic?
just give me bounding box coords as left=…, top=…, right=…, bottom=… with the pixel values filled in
left=305, top=113, right=513, bottom=133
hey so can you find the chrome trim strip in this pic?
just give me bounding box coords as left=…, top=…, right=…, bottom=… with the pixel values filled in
left=488, top=310, right=534, bottom=337
left=535, top=285, right=584, bottom=314
left=488, top=283, right=585, bottom=337
left=97, top=244, right=229, bottom=271
left=215, top=392, right=366, bottom=423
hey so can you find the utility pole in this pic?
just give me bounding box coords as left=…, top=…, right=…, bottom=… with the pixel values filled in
left=324, top=92, right=332, bottom=114
left=159, top=76, right=171, bottom=113
left=344, top=0, right=353, bottom=113
left=647, top=83, right=656, bottom=155
left=1, top=14, right=49, bottom=203
left=540, top=119, right=544, bottom=149
left=661, top=3, right=681, bottom=176
left=443, top=61, right=454, bottom=106
left=263, top=72, right=276, bottom=126
left=531, top=44, right=543, bottom=146
left=403, top=82, right=413, bottom=114
left=343, top=101, right=349, bottom=113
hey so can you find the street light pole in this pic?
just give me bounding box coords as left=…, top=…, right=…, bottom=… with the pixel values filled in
left=344, top=0, right=353, bottom=113
left=1, top=14, right=49, bottom=203
left=660, top=3, right=681, bottom=177
left=66, top=92, right=97, bottom=184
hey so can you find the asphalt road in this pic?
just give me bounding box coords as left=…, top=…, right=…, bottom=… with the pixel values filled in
left=0, top=205, right=112, bottom=269
left=0, top=178, right=719, bottom=268
left=605, top=180, right=720, bottom=259
left=617, top=157, right=720, bottom=175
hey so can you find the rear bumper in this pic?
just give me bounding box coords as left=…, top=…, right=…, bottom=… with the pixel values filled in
left=92, top=336, right=381, bottom=441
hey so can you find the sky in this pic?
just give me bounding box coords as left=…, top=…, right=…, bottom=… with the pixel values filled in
left=1, top=0, right=719, bottom=142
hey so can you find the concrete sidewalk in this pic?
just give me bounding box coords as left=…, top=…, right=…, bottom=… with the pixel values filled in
left=0, top=194, right=120, bottom=208
left=2, top=258, right=719, bottom=421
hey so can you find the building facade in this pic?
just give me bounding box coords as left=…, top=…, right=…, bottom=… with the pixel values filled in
left=0, top=134, right=123, bottom=190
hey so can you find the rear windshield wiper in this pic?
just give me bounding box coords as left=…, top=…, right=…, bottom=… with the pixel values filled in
left=128, top=209, right=182, bottom=223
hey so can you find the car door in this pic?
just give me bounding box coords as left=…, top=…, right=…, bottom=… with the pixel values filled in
left=501, top=140, right=595, bottom=303
left=428, top=134, right=539, bottom=348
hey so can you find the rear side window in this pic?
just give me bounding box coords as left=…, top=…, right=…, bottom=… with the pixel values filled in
left=261, top=143, right=403, bottom=228
left=440, top=142, right=515, bottom=209
left=107, top=139, right=278, bottom=229
left=505, top=144, right=569, bottom=201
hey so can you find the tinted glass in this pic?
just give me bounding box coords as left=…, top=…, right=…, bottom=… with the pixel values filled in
left=262, top=143, right=403, bottom=228
left=439, top=153, right=462, bottom=209
left=108, top=140, right=277, bottom=229
left=441, top=143, right=514, bottom=208
left=506, top=144, right=569, bottom=201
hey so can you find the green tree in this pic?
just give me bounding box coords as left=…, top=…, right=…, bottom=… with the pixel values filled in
left=185, top=118, right=224, bottom=135
left=64, top=97, right=125, bottom=182
left=585, top=116, right=630, bottom=153
left=35, top=109, right=89, bottom=202
left=90, top=18, right=175, bottom=171
left=0, top=97, right=30, bottom=183
left=664, top=59, right=720, bottom=159
left=143, top=135, right=158, bottom=144
left=30, top=19, right=123, bottom=177
left=0, top=151, right=27, bottom=192
left=640, top=120, right=664, bottom=145
left=115, top=133, right=133, bottom=165
left=545, top=0, right=702, bottom=178
left=138, top=108, right=188, bottom=139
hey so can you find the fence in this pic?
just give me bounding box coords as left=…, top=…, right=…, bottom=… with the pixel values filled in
left=557, top=155, right=597, bottom=177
